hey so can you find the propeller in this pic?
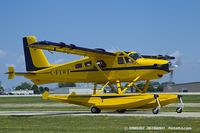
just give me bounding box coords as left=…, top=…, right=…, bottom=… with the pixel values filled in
left=168, top=51, right=182, bottom=82
left=169, top=71, right=174, bottom=83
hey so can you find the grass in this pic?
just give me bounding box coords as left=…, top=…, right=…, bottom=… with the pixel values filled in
left=0, top=115, right=199, bottom=133
left=0, top=106, right=89, bottom=111
left=0, top=96, right=54, bottom=104
left=161, top=107, right=200, bottom=112
left=182, top=95, right=200, bottom=103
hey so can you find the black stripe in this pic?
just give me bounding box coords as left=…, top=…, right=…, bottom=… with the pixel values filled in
left=31, top=41, right=116, bottom=56
left=23, top=37, right=48, bottom=71
left=142, top=55, right=175, bottom=60
left=70, top=64, right=169, bottom=73
left=69, top=95, right=131, bottom=99
left=97, top=95, right=129, bottom=99
left=23, top=37, right=39, bottom=71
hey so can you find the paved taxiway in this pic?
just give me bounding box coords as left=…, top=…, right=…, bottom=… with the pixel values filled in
left=0, top=111, right=200, bottom=118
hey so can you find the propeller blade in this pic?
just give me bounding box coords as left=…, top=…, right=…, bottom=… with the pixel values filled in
left=170, top=71, right=173, bottom=82
left=170, top=50, right=182, bottom=67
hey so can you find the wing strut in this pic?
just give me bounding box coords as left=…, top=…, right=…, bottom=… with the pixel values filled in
left=93, top=59, right=109, bottom=80
left=97, top=81, right=110, bottom=94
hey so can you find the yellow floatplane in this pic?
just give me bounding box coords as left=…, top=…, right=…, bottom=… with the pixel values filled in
left=7, top=36, right=184, bottom=114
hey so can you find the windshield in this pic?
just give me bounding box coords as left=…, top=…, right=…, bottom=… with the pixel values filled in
left=129, top=53, right=142, bottom=60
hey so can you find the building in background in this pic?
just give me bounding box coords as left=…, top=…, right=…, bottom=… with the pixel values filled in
left=51, top=87, right=93, bottom=94
left=164, top=82, right=200, bottom=92
left=10, top=90, right=34, bottom=95
left=50, top=82, right=200, bottom=94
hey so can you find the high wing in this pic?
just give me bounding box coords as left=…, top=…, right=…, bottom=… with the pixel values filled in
left=28, top=41, right=116, bottom=58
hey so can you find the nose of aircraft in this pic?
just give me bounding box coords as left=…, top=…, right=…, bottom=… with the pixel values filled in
left=153, top=61, right=178, bottom=73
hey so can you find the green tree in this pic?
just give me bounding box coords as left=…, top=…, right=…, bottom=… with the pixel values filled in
left=148, top=84, right=156, bottom=92
left=15, top=82, right=32, bottom=90
left=38, top=86, right=45, bottom=94
left=0, top=81, right=4, bottom=94
left=136, top=83, right=144, bottom=92
left=31, top=84, right=39, bottom=94
left=136, top=82, right=157, bottom=92
left=157, top=82, right=176, bottom=92
left=38, top=86, right=49, bottom=94
left=58, top=82, right=76, bottom=88
left=157, top=84, right=164, bottom=92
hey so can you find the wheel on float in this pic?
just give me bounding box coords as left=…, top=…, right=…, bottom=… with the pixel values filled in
left=91, top=107, right=101, bottom=113
left=116, top=109, right=127, bottom=113
left=152, top=108, right=159, bottom=114
left=176, top=107, right=182, bottom=113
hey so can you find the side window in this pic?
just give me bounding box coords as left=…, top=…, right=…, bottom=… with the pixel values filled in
left=118, top=57, right=124, bottom=64
left=96, top=60, right=106, bottom=68
left=75, top=63, right=82, bottom=69
left=85, top=61, right=92, bottom=67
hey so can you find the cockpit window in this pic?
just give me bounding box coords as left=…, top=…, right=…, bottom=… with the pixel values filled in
left=118, top=57, right=125, bottom=64
left=125, top=57, right=133, bottom=63
left=129, top=53, right=142, bottom=60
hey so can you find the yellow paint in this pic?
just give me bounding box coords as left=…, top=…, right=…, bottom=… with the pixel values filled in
left=26, top=36, right=50, bottom=68
left=9, top=36, right=169, bottom=84
left=43, top=92, right=178, bottom=110
left=97, top=81, right=110, bottom=94
left=28, top=56, right=168, bottom=84
left=7, top=36, right=179, bottom=112
left=7, top=66, right=15, bottom=79
left=138, top=94, right=178, bottom=109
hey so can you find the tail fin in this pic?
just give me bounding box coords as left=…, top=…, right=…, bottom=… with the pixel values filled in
left=23, top=36, right=50, bottom=71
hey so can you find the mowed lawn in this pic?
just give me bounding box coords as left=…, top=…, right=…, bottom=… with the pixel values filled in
left=0, top=96, right=52, bottom=104
left=0, top=115, right=199, bottom=133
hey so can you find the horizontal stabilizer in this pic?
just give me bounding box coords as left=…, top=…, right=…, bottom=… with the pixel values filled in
left=7, top=66, right=15, bottom=79
left=5, top=66, right=36, bottom=80
left=42, top=91, right=49, bottom=100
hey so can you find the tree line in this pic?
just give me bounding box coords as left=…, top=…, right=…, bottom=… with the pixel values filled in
left=0, top=81, right=76, bottom=94
left=0, top=81, right=174, bottom=94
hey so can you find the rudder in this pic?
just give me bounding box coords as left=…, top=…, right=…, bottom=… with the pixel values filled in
left=23, top=36, right=50, bottom=71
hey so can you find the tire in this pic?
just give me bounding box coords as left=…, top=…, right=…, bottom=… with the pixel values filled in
left=116, top=109, right=127, bottom=113
left=152, top=108, right=159, bottom=114
left=91, top=107, right=101, bottom=113
left=176, top=107, right=182, bottom=113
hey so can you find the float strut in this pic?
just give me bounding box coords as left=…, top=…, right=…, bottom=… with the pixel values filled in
left=176, top=95, right=184, bottom=113
left=152, top=94, right=161, bottom=114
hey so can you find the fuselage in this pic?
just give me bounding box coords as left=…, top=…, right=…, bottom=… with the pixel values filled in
left=23, top=51, right=170, bottom=85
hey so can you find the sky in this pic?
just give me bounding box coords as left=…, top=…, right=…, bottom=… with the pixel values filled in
left=0, top=0, right=200, bottom=89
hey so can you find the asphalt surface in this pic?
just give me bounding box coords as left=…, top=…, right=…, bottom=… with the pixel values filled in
left=0, top=111, right=200, bottom=118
